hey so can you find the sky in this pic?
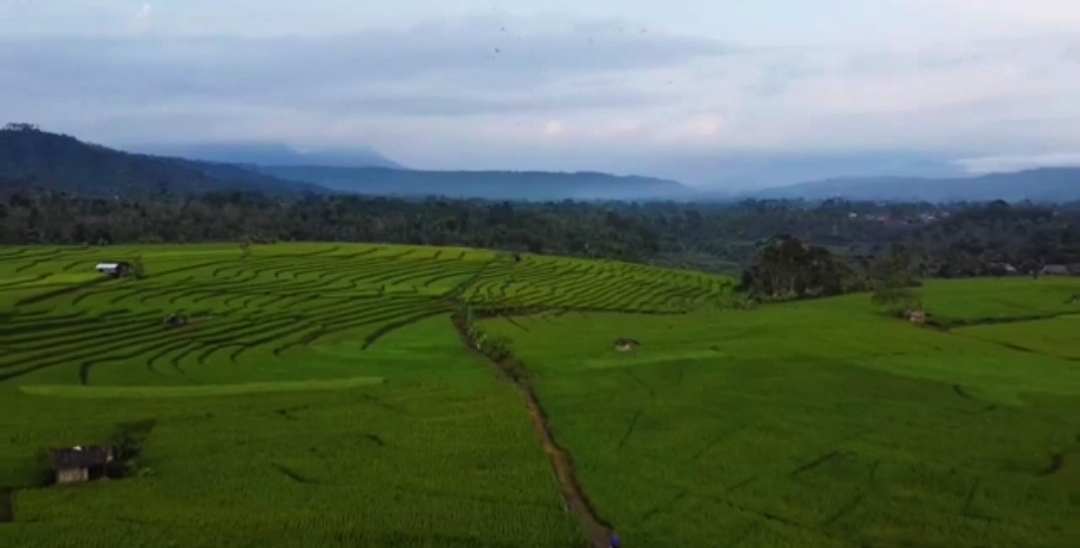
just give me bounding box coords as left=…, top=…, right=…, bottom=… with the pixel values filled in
left=2, top=1, right=1080, bottom=188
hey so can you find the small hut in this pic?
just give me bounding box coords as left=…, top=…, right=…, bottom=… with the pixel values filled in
left=614, top=338, right=640, bottom=352
left=906, top=310, right=927, bottom=325
left=53, top=446, right=114, bottom=485
left=95, top=262, right=132, bottom=278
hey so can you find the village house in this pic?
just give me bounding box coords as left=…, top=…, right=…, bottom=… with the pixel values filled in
left=53, top=446, right=114, bottom=485
left=95, top=262, right=132, bottom=278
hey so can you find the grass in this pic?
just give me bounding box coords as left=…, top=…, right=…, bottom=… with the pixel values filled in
left=483, top=285, right=1080, bottom=548
left=1, top=243, right=1078, bottom=547
left=19, top=376, right=386, bottom=398
left=918, top=276, right=1080, bottom=326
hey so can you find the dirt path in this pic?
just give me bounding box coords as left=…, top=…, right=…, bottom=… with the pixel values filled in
left=517, top=382, right=615, bottom=548
left=451, top=317, right=615, bottom=548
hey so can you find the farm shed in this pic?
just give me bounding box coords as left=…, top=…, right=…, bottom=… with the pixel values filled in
left=906, top=310, right=927, bottom=325
left=95, top=262, right=132, bottom=278
left=53, top=446, right=114, bottom=485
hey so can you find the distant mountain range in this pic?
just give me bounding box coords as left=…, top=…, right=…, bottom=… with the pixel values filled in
left=0, top=126, right=322, bottom=196
left=3, top=125, right=1080, bottom=203
left=133, top=142, right=405, bottom=170
left=0, top=127, right=690, bottom=201
left=257, top=165, right=689, bottom=201
left=746, top=169, right=1080, bottom=202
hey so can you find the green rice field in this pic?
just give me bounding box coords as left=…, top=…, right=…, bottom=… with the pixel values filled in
left=1, top=243, right=1078, bottom=547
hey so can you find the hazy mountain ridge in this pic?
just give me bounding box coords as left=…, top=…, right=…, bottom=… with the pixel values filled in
left=0, top=126, right=324, bottom=196
left=0, top=127, right=689, bottom=201
left=132, top=142, right=406, bottom=170
left=257, top=165, right=690, bottom=201
left=748, top=168, right=1080, bottom=202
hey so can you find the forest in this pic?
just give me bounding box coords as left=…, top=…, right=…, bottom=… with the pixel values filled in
left=1, top=190, right=1077, bottom=285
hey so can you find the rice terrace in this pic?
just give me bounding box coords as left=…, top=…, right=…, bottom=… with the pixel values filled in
left=0, top=243, right=1078, bottom=548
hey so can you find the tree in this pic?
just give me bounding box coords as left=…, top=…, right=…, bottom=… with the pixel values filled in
left=2, top=122, right=40, bottom=132
left=129, top=254, right=147, bottom=279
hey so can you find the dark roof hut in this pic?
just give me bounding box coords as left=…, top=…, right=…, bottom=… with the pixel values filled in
left=53, top=446, right=114, bottom=485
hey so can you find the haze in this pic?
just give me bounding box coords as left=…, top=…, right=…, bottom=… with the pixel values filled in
left=3, top=1, right=1080, bottom=189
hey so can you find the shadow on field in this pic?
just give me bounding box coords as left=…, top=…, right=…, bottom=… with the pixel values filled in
left=0, top=488, right=14, bottom=523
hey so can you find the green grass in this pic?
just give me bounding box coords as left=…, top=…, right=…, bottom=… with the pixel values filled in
left=954, top=315, right=1080, bottom=360
left=919, top=277, right=1080, bottom=326
left=483, top=283, right=1080, bottom=548
left=1, top=244, right=1078, bottom=548
left=19, top=376, right=385, bottom=398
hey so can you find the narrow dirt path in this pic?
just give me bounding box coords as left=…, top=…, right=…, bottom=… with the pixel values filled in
left=451, top=316, right=615, bottom=548
left=517, top=382, right=615, bottom=548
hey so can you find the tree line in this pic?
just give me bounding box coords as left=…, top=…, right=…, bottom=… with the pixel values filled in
left=1, top=190, right=1077, bottom=283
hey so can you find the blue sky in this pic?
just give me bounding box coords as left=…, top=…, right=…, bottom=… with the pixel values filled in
left=3, top=1, right=1080, bottom=187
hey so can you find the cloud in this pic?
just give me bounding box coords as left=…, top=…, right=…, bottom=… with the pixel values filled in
left=954, top=152, right=1080, bottom=174
left=541, top=121, right=564, bottom=137
left=908, top=0, right=1080, bottom=27
left=1, top=10, right=1080, bottom=183
left=137, top=3, right=151, bottom=20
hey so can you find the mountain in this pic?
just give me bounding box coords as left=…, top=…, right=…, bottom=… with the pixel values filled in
left=746, top=168, right=1080, bottom=203
left=132, top=142, right=405, bottom=169
left=256, top=165, right=691, bottom=201
left=0, top=125, right=325, bottom=196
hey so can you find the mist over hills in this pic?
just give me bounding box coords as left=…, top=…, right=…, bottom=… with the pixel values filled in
left=3, top=125, right=1079, bottom=203
left=0, top=126, right=688, bottom=200
left=133, top=142, right=406, bottom=170
left=745, top=168, right=1080, bottom=203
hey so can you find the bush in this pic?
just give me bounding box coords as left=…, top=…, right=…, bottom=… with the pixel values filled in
left=871, top=287, right=923, bottom=317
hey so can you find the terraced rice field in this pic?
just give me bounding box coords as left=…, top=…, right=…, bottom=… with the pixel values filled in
left=0, top=243, right=730, bottom=548
left=0, top=244, right=728, bottom=387
left=1, top=244, right=1077, bottom=548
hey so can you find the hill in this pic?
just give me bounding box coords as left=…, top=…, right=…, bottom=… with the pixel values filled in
left=2, top=125, right=689, bottom=201
left=748, top=167, right=1080, bottom=202
left=132, top=141, right=405, bottom=170
left=0, top=125, right=325, bottom=196
left=257, top=165, right=691, bottom=201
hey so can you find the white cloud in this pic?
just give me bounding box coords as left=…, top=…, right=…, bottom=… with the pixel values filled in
left=909, top=0, right=1080, bottom=27
left=2, top=7, right=1080, bottom=181
left=954, top=152, right=1080, bottom=174
left=541, top=120, right=564, bottom=137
